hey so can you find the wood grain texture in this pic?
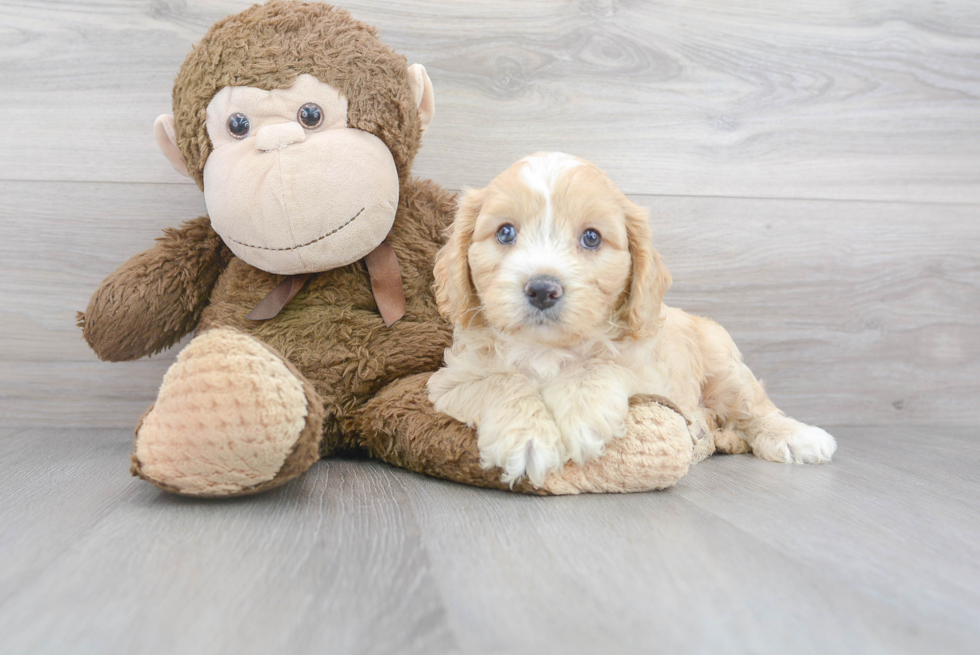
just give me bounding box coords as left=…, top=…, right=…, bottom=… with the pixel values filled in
left=1, top=426, right=978, bottom=654
left=0, top=429, right=456, bottom=655
left=0, top=180, right=203, bottom=426
left=1, top=0, right=977, bottom=426
left=649, top=194, right=980, bottom=426
left=2, top=180, right=977, bottom=427
left=0, top=0, right=978, bottom=201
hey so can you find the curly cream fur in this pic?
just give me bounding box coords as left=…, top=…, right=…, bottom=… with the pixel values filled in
left=429, top=153, right=837, bottom=485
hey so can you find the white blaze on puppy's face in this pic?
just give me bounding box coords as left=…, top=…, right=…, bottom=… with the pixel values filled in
left=200, top=74, right=400, bottom=275
left=465, top=153, right=635, bottom=345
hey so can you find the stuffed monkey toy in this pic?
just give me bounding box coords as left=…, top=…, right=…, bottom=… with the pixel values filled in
left=79, top=1, right=700, bottom=497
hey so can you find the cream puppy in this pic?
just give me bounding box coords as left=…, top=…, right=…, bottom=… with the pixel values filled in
left=428, top=153, right=836, bottom=486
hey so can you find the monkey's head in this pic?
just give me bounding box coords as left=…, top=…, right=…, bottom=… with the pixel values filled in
left=153, top=1, right=435, bottom=275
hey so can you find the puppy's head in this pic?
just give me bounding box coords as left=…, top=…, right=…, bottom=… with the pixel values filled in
left=434, top=152, right=671, bottom=345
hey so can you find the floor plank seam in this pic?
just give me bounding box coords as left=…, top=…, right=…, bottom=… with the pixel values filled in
left=4, top=178, right=980, bottom=209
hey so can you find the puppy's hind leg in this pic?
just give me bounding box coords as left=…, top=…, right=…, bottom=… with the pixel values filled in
left=746, top=412, right=837, bottom=464
left=699, top=322, right=836, bottom=465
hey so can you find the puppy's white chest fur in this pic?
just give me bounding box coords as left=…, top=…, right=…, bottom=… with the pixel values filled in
left=497, top=338, right=594, bottom=385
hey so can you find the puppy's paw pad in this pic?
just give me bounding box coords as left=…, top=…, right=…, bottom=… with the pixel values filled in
left=478, top=440, right=519, bottom=475
left=523, top=440, right=563, bottom=487
left=786, top=425, right=837, bottom=464
left=558, top=423, right=606, bottom=466
left=554, top=402, right=628, bottom=464
left=753, top=425, right=836, bottom=464
left=478, top=419, right=564, bottom=487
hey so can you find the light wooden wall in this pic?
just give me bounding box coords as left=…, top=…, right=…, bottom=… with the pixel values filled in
left=1, top=0, right=978, bottom=427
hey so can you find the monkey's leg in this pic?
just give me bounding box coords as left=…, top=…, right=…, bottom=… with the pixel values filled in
left=356, top=374, right=694, bottom=495
left=540, top=396, right=695, bottom=494
left=130, top=328, right=324, bottom=497
left=355, top=373, right=532, bottom=492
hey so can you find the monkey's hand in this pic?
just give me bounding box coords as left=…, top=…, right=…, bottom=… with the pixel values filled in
left=78, top=216, right=231, bottom=361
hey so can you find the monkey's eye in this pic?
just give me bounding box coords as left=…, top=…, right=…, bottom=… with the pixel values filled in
left=227, top=113, right=250, bottom=139
left=581, top=228, right=602, bottom=249
left=298, top=103, right=323, bottom=129
left=496, top=224, right=517, bottom=245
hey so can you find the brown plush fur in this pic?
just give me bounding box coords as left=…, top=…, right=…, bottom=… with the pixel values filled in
left=79, top=2, right=480, bottom=492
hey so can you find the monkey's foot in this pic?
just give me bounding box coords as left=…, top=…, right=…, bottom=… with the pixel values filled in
left=540, top=395, right=695, bottom=494
left=360, top=377, right=695, bottom=495
left=131, top=328, right=324, bottom=497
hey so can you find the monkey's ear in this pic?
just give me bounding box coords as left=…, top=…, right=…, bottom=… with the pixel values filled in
left=407, top=64, right=435, bottom=133
left=153, top=114, right=191, bottom=178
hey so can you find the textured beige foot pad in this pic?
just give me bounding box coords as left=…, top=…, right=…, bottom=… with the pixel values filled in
left=540, top=395, right=696, bottom=495
left=131, top=328, right=324, bottom=497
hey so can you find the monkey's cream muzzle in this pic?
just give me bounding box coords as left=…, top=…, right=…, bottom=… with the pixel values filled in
left=199, top=75, right=400, bottom=275
left=203, top=125, right=398, bottom=275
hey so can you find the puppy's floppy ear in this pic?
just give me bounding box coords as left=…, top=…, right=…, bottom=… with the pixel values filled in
left=620, top=198, right=671, bottom=338
left=434, top=187, right=485, bottom=326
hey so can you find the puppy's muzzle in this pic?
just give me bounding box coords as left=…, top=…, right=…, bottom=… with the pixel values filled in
left=524, top=275, right=563, bottom=310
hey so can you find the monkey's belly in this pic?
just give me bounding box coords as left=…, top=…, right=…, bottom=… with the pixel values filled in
left=198, top=257, right=451, bottom=421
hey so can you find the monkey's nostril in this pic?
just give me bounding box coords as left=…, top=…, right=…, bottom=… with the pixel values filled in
left=524, top=276, right=563, bottom=310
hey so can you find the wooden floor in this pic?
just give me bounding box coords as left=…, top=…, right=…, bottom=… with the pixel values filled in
left=0, top=425, right=977, bottom=654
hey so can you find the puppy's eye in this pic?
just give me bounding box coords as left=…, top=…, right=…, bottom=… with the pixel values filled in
left=298, top=103, right=323, bottom=129
left=496, top=224, right=517, bottom=245
left=227, top=113, right=251, bottom=139
left=581, top=228, right=602, bottom=249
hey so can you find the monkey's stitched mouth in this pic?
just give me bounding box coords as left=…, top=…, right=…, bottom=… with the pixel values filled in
left=227, top=207, right=365, bottom=251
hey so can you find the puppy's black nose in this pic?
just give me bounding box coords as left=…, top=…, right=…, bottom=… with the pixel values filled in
left=524, top=276, right=563, bottom=310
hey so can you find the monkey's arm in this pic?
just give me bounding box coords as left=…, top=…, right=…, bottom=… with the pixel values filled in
left=78, top=216, right=231, bottom=362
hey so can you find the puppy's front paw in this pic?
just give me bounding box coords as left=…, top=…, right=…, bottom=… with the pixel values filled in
left=753, top=424, right=837, bottom=464
left=477, top=416, right=564, bottom=487
left=545, top=389, right=629, bottom=466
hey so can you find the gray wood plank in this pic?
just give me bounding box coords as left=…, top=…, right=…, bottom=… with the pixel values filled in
left=0, top=428, right=143, bottom=607
left=2, top=427, right=978, bottom=654
left=0, top=429, right=456, bottom=655
left=2, top=180, right=977, bottom=427
left=648, top=194, right=980, bottom=426
left=398, top=428, right=980, bottom=655
left=0, top=179, right=205, bottom=427
left=1, top=0, right=978, bottom=202
left=673, top=426, right=980, bottom=641
left=841, top=425, right=980, bottom=497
